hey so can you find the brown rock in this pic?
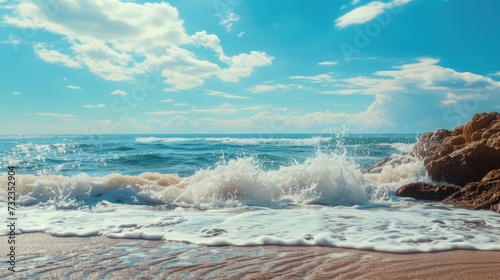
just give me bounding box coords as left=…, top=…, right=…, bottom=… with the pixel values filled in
left=447, top=135, right=466, bottom=146
left=487, top=132, right=500, bottom=148
left=452, top=125, right=464, bottom=136
left=397, top=182, right=461, bottom=201
left=444, top=169, right=500, bottom=212
left=425, top=142, right=500, bottom=186
left=463, top=112, right=498, bottom=143
left=481, top=169, right=500, bottom=182
left=413, top=129, right=452, bottom=159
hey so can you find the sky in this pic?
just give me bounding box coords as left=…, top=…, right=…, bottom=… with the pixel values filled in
left=0, top=0, right=499, bottom=134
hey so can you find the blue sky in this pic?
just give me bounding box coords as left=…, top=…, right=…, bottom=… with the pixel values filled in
left=1, top=0, right=499, bottom=134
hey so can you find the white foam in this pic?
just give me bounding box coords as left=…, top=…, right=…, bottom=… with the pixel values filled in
left=3, top=152, right=499, bottom=253
left=4, top=203, right=500, bottom=253
left=135, top=137, right=333, bottom=146
left=1, top=152, right=420, bottom=209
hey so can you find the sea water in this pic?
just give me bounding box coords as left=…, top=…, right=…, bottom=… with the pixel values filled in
left=1, top=134, right=499, bottom=253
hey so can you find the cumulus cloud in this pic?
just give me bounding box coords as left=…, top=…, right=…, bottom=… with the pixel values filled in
left=67, top=85, right=82, bottom=90
left=5, top=0, right=272, bottom=91
left=34, top=43, right=81, bottom=68
left=322, top=58, right=500, bottom=97
left=12, top=91, right=20, bottom=95
left=162, top=99, right=174, bottom=103
left=157, top=97, right=391, bottom=132
left=217, top=51, right=274, bottom=82
left=335, top=0, right=411, bottom=28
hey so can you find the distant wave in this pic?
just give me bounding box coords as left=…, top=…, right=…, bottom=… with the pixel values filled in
left=136, top=137, right=334, bottom=146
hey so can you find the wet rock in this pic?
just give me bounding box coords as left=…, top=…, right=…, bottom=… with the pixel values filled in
left=444, top=169, right=500, bottom=212
left=396, top=182, right=461, bottom=201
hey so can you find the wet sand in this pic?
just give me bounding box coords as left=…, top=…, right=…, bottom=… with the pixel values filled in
left=1, top=233, right=500, bottom=279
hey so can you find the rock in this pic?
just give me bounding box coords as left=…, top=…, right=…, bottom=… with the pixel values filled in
left=463, top=112, right=498, bottom=143
left=397, top=182, right=461, bottom=201
left=452, top=125, right=464, bottom=136
left=481, top=169, right=500, bottom=182
left=487, top=132, right=500, bottom=148
left=410, top=112, right=500, bottom=187
left=446, top=135, right=466, bottom=146
left=425, top=142, right=500, bottom=187
left=444, top=169, right=500, bottom=212
left=412, top=129, right=452, bottom=160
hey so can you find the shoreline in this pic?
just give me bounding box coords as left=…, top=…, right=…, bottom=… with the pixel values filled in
left=2, top=233, right=500, bottom=279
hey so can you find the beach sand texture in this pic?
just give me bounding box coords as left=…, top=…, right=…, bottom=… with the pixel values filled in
left=2, top=233, right=500, bottom=279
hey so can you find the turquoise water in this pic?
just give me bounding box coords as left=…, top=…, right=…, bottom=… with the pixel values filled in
left=1, top=134, right=500, bottom=253
left=0, top=134, right=417, bottom=177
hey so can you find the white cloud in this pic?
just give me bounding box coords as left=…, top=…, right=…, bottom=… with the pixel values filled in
left=34, top=43, right=81, bottom=68
left=143, top=110, right=187, bottom=116
left=441, top=92, right=484, bottom=106
left=339, top=58, right=500, bottom=95
left=320, top=89, right=363, bottom=95
left=162, top=99, right=175, bottom=103
left=318, top=61, right=338, bottom=66
left=190, top=103, right=267, bottom=115
left=218, top=51, right=274, bottom=82
left=191, top=31, right=223, bottom=56
left=35, top=112, right=76, bottom=121
left=335, top=0, right=411, bottom=28
left=206, top=90, right=250, bottom=99
left=12, top=91, right=20, bottom=95
left=219, top=10, right=240, bottom=32
left=290, top=74, right=335, bottom=83
left=247, top=83, right=306, bottom=93
left=83, top=104, right=106, bottom=108
left=340, top=5, right=347, bottom=10
left=352, top=0, right=361, bottom=5
left=145, top=103, right=268, bottom=116
left=237, top=32, right=245, bottom=37
left=67, top=85, right=82, bottom=90
left=5, top=1, right=272, bottom=91
left=110, top=90, right=127, bottom=96
left=173, top=102, right=189, bottom=107
left=1, top=36, right=21, bottom=45
left=160, top=96, right=391, bottom=132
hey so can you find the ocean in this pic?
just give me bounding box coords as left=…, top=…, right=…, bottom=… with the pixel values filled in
left=1, top=134, right=500, bottom=253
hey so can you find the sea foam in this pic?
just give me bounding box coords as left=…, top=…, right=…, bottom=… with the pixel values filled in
left=135, top=136, right=334, bottom=146
left=0, top=152, right=425, bottom=209
left=1, top=152, right=500, bottom=253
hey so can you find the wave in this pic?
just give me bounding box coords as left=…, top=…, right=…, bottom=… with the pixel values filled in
left=0, top=152, right=427, bottom=209
left=135, top=136, right=334, bottom=146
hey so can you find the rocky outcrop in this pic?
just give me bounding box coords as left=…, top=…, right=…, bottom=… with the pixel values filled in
left=444, top=169, right=500, bottom=212
left=414, top=112, right=500, bottom=187
left=396, top=182, right=460, bottom=201
left=394, top=112, right=500, bottom=212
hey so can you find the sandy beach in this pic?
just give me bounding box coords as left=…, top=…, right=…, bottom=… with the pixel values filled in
left=1, top=233, right=499, bottom=279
